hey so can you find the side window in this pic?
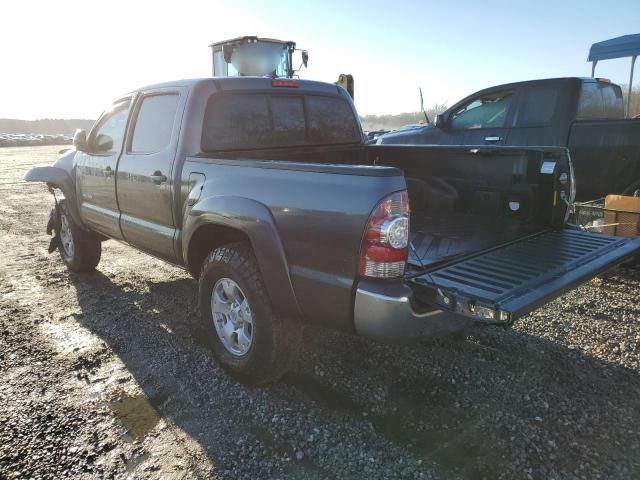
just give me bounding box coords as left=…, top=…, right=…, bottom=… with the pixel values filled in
left=130, top=94, right=180, bottom=153
left=515, top=85, right=558, bottom=126
left=450, top=90, right=513, bottom=130
left=92, top=103, right=130, bottom=153
left=577, top=83, right=624, bottom=119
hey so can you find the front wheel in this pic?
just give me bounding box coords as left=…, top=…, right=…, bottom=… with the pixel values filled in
left=198, top=242, right=299, bottom=386
left=57, top=200, right=101, bottom=272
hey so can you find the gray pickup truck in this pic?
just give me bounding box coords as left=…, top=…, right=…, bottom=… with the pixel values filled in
left=26, top=77, right=640, bottom=385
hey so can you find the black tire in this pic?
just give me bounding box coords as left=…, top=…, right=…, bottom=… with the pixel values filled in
left=57, top=200, right=101, bottom=272
left=198, top=242, right=299, bottom=386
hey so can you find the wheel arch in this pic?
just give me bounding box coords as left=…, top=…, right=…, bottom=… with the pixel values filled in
left=183, top=195, right=301, bottom=317
left=24, top=166, right=84, bottom=226
left=186, top=223, right=250, bottom=277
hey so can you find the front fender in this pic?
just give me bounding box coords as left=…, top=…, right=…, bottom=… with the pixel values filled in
left=24, top=166, right=83, bottom=227
left=183, top=195, right=301, bottom=317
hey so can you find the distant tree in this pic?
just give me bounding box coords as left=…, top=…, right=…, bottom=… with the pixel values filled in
left=0, top=118, right=94, bottom=135
left=620, top=84, right=640, bottom=117
left=360, top=104, right=448, bottom=131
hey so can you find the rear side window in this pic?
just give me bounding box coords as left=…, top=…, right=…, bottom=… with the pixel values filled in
left=450, top=90, right=513, bottom=130
left=201, top=93, right=360, bottom=151
left=577, top=82, right=624, bottom=119
left=515, top=85, right=558, bottom=126
left=130, top=94, right=180, bottom=153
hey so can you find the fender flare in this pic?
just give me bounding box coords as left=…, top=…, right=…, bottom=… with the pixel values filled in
left=183, top=195, right=301, bottom=317
left=24, top=166, right=84, bottom=226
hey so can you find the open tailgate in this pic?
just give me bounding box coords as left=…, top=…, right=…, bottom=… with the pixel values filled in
left=410, top=229, right=640, bottom=323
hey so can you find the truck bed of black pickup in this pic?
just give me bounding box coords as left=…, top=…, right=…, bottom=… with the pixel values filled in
left=380, top=77, right=640, bottom=200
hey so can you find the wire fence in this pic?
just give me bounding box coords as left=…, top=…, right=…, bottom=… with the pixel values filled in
left=570, top=198, right=640, bottom=238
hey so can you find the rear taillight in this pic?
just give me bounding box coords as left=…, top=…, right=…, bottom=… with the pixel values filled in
left=358, top=190, right=410, bottom=278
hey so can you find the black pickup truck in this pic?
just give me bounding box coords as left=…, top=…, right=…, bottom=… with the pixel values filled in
left=25, top=77, right=640, bottom=385
left=380, top=77, right=640, bottom=200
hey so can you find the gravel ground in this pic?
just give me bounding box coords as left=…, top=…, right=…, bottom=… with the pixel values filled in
left=1, top=145, right=640, bottom=479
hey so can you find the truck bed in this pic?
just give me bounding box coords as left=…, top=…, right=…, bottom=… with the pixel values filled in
left=408, top=213, right=539, bottom=268
left=369, top=144, right=571, bottom=270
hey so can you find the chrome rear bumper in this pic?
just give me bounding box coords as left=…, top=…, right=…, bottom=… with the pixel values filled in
left=353, top=280, right=472, bottom=341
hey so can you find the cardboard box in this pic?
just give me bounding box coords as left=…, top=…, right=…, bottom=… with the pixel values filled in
left=603, top=195, right=640, bottom=238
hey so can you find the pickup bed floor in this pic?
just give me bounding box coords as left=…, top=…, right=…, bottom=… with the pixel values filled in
left=408, top=213, right=538, bottom=268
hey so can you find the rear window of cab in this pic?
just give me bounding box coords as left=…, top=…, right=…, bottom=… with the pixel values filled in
left=201, top=93, right=361, bottom=151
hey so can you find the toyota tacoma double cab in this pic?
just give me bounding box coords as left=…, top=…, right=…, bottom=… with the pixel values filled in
left=26, top=77, right=640, bottom=385
left=380, top=77, right=640, bottom=200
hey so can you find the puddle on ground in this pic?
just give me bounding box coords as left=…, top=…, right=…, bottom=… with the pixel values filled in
left=41, top=320, right=98, bottom=354
left=108, top=390, right=160, bottom=440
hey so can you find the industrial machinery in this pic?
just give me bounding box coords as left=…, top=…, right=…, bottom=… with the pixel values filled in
left=209, top=36, right=308, bottom=79
left=209, top=36, right=354, bottom=98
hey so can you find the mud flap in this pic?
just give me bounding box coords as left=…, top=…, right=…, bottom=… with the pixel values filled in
left=46, top=208, right=61, bottom=254
left=409, top=229, right=640, bottom=324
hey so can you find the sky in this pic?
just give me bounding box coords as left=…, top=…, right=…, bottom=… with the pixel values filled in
left=1, top=0, right=638, bottom=119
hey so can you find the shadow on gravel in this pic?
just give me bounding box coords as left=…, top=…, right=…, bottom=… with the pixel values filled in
left=286, top=320, right=640, bottom=479
left=68, top=270, right=640, bottom=479
left=68, top=270, right=336, bottom=479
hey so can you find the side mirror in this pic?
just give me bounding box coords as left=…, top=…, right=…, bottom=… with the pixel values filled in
left=301, top=51, right=309, bottom=68
left=434, top=114, right=447, bottom=129
left=72, top=129, right=88, bottom=152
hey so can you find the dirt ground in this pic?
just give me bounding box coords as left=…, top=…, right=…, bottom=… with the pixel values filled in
left=1, top=145, right=640, bottom=480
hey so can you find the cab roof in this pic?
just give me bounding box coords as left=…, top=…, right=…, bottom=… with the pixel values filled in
left=128, top=77, right=342, bottom=96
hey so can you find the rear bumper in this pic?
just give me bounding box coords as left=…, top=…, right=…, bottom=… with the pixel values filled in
left=353, top=280, right=472, bottom=341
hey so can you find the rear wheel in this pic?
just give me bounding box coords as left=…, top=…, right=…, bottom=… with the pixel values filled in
left=198, top=242, right=299, bottom=386
left=57, top=201, right=101, bottom=272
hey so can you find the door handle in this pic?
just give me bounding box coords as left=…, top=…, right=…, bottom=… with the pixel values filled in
left=150, top=171, right=167, bottom=185
left=484, top=136, right=503, bottom=143
left=105, top=166, right=114, bottom=177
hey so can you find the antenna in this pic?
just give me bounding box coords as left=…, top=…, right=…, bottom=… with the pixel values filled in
left=419, top=87, right=430, bottom=124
